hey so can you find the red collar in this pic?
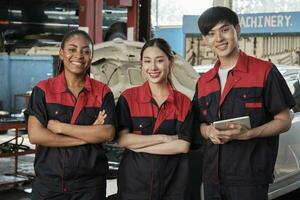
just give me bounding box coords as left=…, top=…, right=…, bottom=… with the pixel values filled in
left=204, top=50, right=249, bottom=82
left=136, top=81, right=175, bottom=104
left=51, top=72, right=92, bottom=93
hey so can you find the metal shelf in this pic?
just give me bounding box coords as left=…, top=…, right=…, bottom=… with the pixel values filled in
left=0, top=149, right=35, bottom=158
left=0, top=122, right=35, bottom=187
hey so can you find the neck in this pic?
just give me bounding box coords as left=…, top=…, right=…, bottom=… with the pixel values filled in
left=148, top=81, right=169, bottom=97
left=64, top=71, right=85, bottom=88
left=219, top=48, right=240, bottom=69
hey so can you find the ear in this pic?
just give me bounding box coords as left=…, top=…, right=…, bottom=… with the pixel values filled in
left=169, top=57, right=175, bottom=70
left=202, top=35, right=209, bottom=45
left=59, top=48, right=64, bottom=60
left=235, top=24, right=241, bottom=37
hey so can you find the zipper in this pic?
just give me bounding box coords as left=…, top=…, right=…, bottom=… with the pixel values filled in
left=152, top=98, right=166, bottom=134
left=217, top=75, right=222, bottom=120
left=217, top=74, right=222, bottom=183
left=67, top=87, right=85, bottom=103
left=149, top=99, right=164, bottom=199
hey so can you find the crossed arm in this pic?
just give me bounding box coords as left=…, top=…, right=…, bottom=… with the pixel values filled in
left=117, top=129, right=190, bottom=155
left=28, top=111, right=115, bottom=147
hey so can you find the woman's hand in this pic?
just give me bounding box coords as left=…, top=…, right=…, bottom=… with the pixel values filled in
left=93, top=110, right=107, bottom=125
left=161, top=134, right=178, bottom=143
left=47, top=120, right=64, bottom=134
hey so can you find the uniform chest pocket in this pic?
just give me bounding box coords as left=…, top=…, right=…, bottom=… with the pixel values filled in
left=239, top=90, right=263, bottom=109
left=198, top=97, right=211, bottom=117
left=49, top=109, right=70, bottom=123
left=82, top=108, right=100, bottom=125
left=133, top=119, right=153, bottom=135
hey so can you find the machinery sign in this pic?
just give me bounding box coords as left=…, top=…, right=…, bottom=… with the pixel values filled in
left=183, top=12, right=300, bottom=35
left=240, top=15, right=291, bottom=29
left=240, top=12, right=299, bottom=34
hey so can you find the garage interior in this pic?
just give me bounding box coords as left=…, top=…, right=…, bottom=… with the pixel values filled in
left=1, top=0, right=300, bottom=200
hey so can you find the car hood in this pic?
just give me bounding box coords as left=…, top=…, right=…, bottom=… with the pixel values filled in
left=92, top=38, right=199, bottom=100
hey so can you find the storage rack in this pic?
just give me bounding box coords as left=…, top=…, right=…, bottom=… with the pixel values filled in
left=0, top=122, right=35, bottom=186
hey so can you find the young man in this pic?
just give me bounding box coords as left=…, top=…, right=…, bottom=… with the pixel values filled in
left=193, top=6, right=295, bottom=200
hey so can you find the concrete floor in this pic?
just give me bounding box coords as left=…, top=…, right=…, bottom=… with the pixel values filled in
left=0, top=129, right=117, bottom=199
left=1, top=189, right=31, bottom=200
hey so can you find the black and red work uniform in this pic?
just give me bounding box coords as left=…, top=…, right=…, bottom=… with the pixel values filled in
left=193, top=51, right=295, bottom=199
left=25, top=72, right=116, bottom=199
left=116, top=81, right=194, bottom=200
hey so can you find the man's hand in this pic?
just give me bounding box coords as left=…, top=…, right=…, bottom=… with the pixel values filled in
left=93, top=110, right=107, bottom=125
left=47, top=120, right=64, bottom=134
left=203, top=124, right=223, bottom=144
left=217, top=123, right=250, bottom=143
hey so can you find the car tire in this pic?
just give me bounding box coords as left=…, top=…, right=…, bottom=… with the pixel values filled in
left=104, top=22, right=127, bottom=41
left=107, top=32, right=126, bottom=41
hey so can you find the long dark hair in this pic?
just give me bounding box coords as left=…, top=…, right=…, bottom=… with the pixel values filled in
left=140, top=38, right=175, bottom=87
left=57, top=29, right=94, bottom=75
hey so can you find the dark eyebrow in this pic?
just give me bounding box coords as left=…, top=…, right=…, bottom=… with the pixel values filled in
left=143, top=56, right=165, bottom=59
left=209, top=24, right=230, bottom=32
left=66, top=44, right=90, bottom=49
left=66, top=44, right=77, bottom=47
left=220, top=24, right=230, bottom=29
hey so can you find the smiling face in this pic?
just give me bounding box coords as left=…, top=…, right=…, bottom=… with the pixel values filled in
left=141, top=46, right=173, bottom=85
left=59, top=34, right=92, bottom=76
left=204, top=21, right=240, bottom=65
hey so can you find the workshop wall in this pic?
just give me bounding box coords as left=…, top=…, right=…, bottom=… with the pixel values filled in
left=0, top=55, right=54, bottom=112
left=154, top=26, right=184, bottom=56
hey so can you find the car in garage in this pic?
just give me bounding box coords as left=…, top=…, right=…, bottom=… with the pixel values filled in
left=269, top=67, right=300, bottom=199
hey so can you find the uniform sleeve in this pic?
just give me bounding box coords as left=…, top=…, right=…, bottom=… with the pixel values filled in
left=191, top=84, right=205, bottom=149
left=178, top=103, right=195, bottom=143
left=100, top=91, right=116, bottom=127
left=24, top=86, right=48, bottom=127
left=116, top=95, right=133, bottom=134
left=264, top=66, right=296, bottom=115
left=192, top=83, right=201, bottom=123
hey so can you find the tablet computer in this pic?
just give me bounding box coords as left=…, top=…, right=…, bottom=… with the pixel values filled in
left=212, top=116, right=251, bottom=130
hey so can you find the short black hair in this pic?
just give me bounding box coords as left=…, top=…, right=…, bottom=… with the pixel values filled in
left=198, top=6, right=239, bottom=36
